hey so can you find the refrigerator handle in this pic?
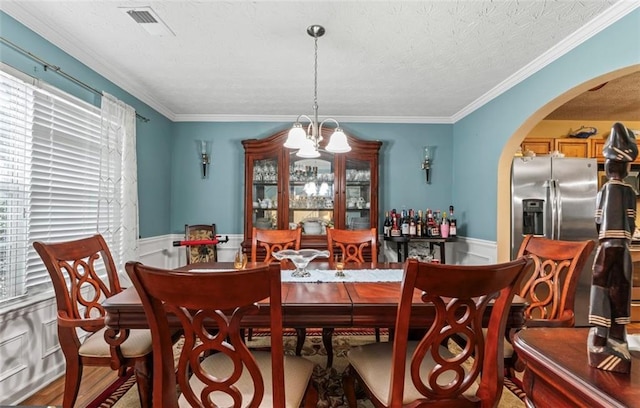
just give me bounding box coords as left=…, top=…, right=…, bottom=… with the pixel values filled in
left=555, top=179, right=563, bottom=240
left=549, top=179, right=557, bottom=240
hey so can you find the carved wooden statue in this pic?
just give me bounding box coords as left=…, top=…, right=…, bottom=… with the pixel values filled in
left=588, top=122, right=638, bottom=373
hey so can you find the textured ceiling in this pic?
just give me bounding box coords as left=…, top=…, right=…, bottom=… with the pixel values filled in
left=546, top=71, right=640, bottom=121
left=1, top=1, right=637, bottom=122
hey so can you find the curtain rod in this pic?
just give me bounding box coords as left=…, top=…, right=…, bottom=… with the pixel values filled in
left=0, top=36, right=150, bottom=123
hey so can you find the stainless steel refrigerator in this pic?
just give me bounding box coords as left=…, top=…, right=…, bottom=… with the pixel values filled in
left=511, top=156, right=598, bottom=326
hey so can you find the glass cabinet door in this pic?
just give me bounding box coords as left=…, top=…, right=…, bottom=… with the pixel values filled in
left=345, top=157, right=372, bottom=230
left=288, top=152, right=335, bottom=235
left=252, top=157, right=278, bottom=230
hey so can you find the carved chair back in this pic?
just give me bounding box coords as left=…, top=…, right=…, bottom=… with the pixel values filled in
left=327, top=227, right=377, bottom=265
left=34, top=234, right=121, bottom=335
left=251, top=227, right=301, bottom=262
left=516, top=235, right=595, bottom=326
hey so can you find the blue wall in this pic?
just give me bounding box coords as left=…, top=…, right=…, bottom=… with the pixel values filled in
left=452, top=8, right=640, bottom=241
left=2, top=9, right=639, bottom=240
left=1, top=12, right=174, bottom=238
left=170, top=121, right=453, bottom=233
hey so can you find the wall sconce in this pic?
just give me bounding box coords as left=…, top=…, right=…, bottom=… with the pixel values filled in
left=196, top=140, right=211, bottom=179
left=421, top=146, right=435, bottom=184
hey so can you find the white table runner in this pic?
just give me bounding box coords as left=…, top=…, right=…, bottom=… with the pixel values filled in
left=189, top=268, right=404, bottom=283
left=283, top=269, right=403, bottom=282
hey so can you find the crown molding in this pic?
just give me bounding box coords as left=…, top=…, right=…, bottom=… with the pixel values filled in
left=452, top=1, right=640, bottom=123
left=173, top=114, right=453, bottom=124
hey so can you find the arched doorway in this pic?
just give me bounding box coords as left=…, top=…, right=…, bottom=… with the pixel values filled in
left=496, top=65, right=640, bottom=262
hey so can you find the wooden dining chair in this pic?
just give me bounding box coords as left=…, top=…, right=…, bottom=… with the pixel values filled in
left=184, top=223, right=218, bottom=264
left=33, top=234, right=153, bottom=408
left=504, top=235, right=595, bottom=374
left=125, top=261, right=318, bottom=408
left=342, top=257, right=533, bottom=408
left=321, top=227, right=379, bottom=367
left=249, top=226, right=302, bottom=341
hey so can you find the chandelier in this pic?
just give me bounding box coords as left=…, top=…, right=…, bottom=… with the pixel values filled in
left=284, top=25, right=351, bottom=158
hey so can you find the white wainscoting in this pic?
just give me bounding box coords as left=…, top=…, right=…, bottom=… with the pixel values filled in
left=0, top=233, right=494, bottom=405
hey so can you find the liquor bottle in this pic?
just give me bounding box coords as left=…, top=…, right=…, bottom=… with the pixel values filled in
left=401, top=210, right=410, bottom=236
left=432, top=210, right=441, bottom=237
left=409, top=209, right=417, bottom=236
left=449, top=205, right=457, bottom=237
left=416, top=210, right=423, bottom=237
left=391, top=211, right=401, bottom=237
left=383, top=211, right=391, bottom=237
left=426, top=209, right=434, bottom=237
left=423, top=210, right=429, bottom=236
left=440, top=211, right=450, bottom=238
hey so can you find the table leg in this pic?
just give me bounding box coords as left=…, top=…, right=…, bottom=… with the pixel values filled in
left=403, top=242, right=409, bottom=262
left=395, top=242, right=402, bottom=262
left=322, top=327, right=334, bottom=367
left=440, top=242, right=446, bottom=264
left=295, top=328, right=306, bottom=356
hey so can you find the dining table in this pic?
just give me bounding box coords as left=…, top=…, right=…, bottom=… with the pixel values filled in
left=103, top=261, right=528, bottom=368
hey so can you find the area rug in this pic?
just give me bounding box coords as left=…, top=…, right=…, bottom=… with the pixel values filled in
left=90, top=329, right=525, bottom=407
left=86, top=368, right=136, bottom=408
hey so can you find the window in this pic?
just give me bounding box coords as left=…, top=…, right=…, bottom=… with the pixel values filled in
left=0, top=65, right=123, bottom=304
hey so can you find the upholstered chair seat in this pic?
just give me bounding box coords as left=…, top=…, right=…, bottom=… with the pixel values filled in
left=78, top=327, right=152, bottom=358
left=177, top=351, right=314, bottom=408
left=347, top=341, right=481, bottom=405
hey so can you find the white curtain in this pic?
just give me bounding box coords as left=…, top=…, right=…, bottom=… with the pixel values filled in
left=99, top=92, right=139, bottom=269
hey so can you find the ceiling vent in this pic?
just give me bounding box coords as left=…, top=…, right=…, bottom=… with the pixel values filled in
left=120, top=6, right=175, bottom=36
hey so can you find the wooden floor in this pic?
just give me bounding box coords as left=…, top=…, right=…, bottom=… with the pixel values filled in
left=20, top=323, right=640, bottom=406
left=20, top=366, right=119, bottom=407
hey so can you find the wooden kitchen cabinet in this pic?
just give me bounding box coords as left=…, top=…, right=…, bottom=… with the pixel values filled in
left=591, top=138, right=606, bottom=161
left=521, top=138, right=553, bottom=155
left=241, top=128, right=382, bottom=255
left=554, top=138, right=591, bottom=158
left=590, top=137, right=640, bottom=163
left=523, top=136, right=640, bottom=163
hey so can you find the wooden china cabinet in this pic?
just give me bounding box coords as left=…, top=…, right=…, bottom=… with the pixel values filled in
left=241, top=128, right=382, bottom=256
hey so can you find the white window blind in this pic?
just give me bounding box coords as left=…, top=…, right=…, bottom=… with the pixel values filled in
left=1, top=65, right=110, bottom=304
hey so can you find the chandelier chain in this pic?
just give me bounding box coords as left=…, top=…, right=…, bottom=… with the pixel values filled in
left=313, top=34, right=319, bottom=112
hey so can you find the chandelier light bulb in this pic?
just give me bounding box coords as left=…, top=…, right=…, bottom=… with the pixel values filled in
left=284, top=122, right=306, bottom=149
left=325, top=128, right=351, bottom=153
left=284, top=25, right=351, bottom=156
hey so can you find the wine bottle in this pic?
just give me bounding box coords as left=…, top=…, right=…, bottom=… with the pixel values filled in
left=401, top=211, right=410, bottom=236
left=409, top=209, right=417, bottom=236
left=383, top=211, right=391, bottom=237
left=449, top=205, right=457, bottom=237
left=416, top=210, right=423, bottom=237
